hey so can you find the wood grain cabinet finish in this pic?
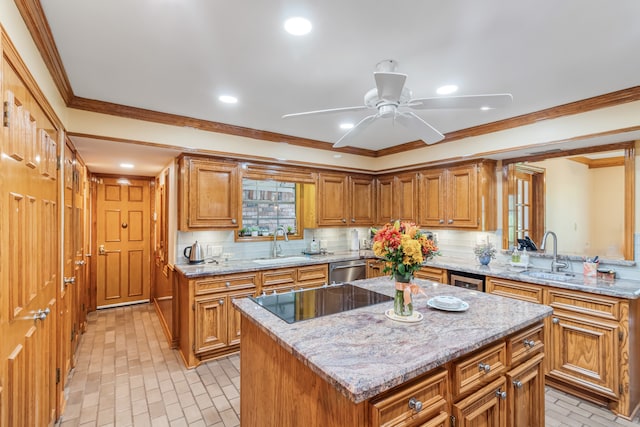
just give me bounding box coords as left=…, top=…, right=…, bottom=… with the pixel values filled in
left=367, top=259, right=386, bottom=279
left=506, top=352, right=545, bottom=427
left=177, top=271, right=258, bottom=367
left=316, top=173, right=375, bottom=226
left=296, top=264, right=329, bottom=290
left=486, top=276, right=640, bottom=418
left=419, top=162, right=496, bottom=230
left=451, top=376, right=507, bottom=427
left=376, top=173, right=419, bottom=224
left=414, top=266, right=448, bottom=284
left=178, top=156, right=239, bottom=230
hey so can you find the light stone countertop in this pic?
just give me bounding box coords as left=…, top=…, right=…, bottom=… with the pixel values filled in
left=175, top=252, right=640, bottom=299
left=234, top=277, right=553, bottom=403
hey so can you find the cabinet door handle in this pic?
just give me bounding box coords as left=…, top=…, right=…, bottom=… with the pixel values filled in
left=408, top=397, right=423, bottom=412
left=63, top=277, right=76, bottom=285
left=351, top=218, right=355, bottom=223
left=513, top=380, right=523, bottom=389
left=439, top=219, right=444, bottom=224
left=231, top=218, right=237, bottom=224
left=34, top=307, right=50, bottom=321
left=552, top=317, right=560, bottom=324
left=219, top=299, right=224, bottom=305
left=523, top=339, right=535, bottom=348
left=496, top=389, right=507, bottom=400
left=478, top=362, right=491, bottom=373
left=341, top=218, right=346, bottom=223
left=448, top=219, right=454, bottom=224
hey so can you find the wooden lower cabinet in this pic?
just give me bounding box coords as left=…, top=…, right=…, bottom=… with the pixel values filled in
left=178, top=271, right=258, bottom=368
left=452, top=377, right=507, bottom=427
left=415, top=266, right=448, bottom=284
left=486, top=276, right=640, bottom=419
left=367, top=259, right=386, bottom=279
left=506, top=353, right=545, bottom=427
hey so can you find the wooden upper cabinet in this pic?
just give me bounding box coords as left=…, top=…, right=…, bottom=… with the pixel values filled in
left=349, top=175, right=375, bottom=225
left=178, top=156, right=239, bottom=230
left=317, top=173, right=349, bottom=226
left=375, top=172, right=419, bottom=224
left=316, top=172, right=375, bottom=226
left=376, top=175, right=394, bottom=224
left=419, top=161, right=496, bottom=230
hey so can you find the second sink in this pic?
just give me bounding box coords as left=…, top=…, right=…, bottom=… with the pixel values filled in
left=253, top=256, right=310, bottom=265
left=521, top=270, right=575, bottom=282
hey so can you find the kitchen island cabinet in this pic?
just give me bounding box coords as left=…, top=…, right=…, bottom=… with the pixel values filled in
left=235, top=277, right=552, bottom=426
left=486, top=276, right=640, bottom=419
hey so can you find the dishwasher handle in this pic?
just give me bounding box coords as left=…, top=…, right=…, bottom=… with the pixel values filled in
left=330, top=262, right=366, bottom=271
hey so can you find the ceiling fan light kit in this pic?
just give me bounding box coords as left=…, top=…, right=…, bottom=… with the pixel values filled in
left=283, top=59, right=513, bottom=149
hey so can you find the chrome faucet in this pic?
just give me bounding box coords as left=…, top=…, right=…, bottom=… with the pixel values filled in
left=540, top=231, right=568, bottom=272
left=272, top=225, right=289, bottom=258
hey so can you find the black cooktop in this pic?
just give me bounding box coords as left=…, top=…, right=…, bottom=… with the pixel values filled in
left=250, top=284, right=393, bottom=324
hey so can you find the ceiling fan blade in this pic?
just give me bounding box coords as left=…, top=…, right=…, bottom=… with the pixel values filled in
left=374, top=72, right=407, bottom=102
left=282, top=105, right=368, bottom=119
left=395, top=112, right=444, bottom=145
left=333, top=114, right=378, bottom=148
left=408, top=93, right=513, bottom=110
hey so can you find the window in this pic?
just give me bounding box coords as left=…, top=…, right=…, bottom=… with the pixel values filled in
left=239, top=178, right=299, bottom=239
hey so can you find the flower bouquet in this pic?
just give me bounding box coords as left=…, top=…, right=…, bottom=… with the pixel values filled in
left=372, top=221, right=440, bottom=316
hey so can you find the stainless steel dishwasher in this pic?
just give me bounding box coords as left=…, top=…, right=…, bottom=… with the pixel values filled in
left=329, top=259, right=367, bottom=284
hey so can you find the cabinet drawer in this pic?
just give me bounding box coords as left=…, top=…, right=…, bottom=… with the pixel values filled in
left=369, top=368, right=449, bottom=427
left=415, top=266, right=447, bottom=284
left=546, top=288, right=620, bottom=321
left=452, top=342, right=506, bottom=397
left=194, top=273, right=257, bottom=295
left=261, top=268, right=296, bottom=288
left=507, top=323, right=544, bottom=366
left=297, top=264, right=328, bottom=283
left=486, top=277, right=543, bottom=304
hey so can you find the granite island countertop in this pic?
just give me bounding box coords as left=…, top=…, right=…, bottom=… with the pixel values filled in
left=234, top=277, right=553, bottom=403
left=175, top=252, right=640, bottom=299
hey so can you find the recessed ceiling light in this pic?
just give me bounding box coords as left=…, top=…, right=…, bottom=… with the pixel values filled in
left=284, top=17, right=312, bottom=36
left=218, top=95, right=238, bottom=104
left=436, top=85, right=458, bottom=95
left=333, top=154, right=342, bottom=158
left=339, top=123, right=354, bottom=130
left=120, top=163, right=134, bottom=169
left=480, top=106, right=491, bottom=111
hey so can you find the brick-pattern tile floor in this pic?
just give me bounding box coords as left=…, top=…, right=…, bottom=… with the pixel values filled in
left=58, top=303, right=639, bottom=426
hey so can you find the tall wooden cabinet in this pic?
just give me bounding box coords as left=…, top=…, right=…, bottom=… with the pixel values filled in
left=419, top=161, right=496, bottom=230
left=178, top=156, right=240, bottom=230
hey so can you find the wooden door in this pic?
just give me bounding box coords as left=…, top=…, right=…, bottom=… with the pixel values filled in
left=317, top=172, right=349, bottom=226
left=452, top=377, right=506, bottom=427
left=376, top=176, right=394, bottom=224
left=95, top=177, right=152, bottom=308
left=349, top=176, right=375, bottom=225
left=420, top=169, right=446, bottom=227
left=447, top=164, right=478, bottom=228
left=228, top=290, right=255, bottom=346
left=506, top=353, right=544, bottom=427
left=395, top=172, right=419, bottom=222
left=195, top=295, right=227, bottom=353
left=0, top=76, right=59, bottom=426
left=548, top=312, right=619, bottom=399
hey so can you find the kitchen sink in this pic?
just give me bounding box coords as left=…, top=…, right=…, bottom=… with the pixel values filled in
left=253, top=256, right=310, bottom=265
left=520, top=270, right=575, bottom=282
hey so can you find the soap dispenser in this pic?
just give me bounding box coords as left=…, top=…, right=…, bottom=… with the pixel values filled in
left=310, top=237, right=319, bottom=253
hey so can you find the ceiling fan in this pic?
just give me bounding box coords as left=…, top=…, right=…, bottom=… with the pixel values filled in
left=282, top=60, right=513, bottom=148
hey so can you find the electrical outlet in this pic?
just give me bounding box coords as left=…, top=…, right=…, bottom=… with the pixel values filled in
left=211, top=245, right=223, bottom=257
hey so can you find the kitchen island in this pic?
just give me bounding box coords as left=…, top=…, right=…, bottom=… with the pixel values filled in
left=234, top=277, right=553, bottom=426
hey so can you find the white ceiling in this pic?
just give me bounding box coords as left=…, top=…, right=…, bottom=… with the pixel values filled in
left=38, top=0, right=640, bottom=175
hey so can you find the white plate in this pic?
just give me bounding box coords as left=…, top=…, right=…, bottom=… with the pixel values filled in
left=427, top=297, right=469, bottom=312
left=384, top=309, right=423, bottom=323
left=431, top=295, right=464, bottom=309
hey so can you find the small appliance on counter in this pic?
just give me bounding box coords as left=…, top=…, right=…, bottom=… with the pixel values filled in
left=184, top=241, right=205, bottom=264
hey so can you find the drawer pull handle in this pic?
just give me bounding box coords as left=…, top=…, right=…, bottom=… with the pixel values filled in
left=408, top=397, right=423, bottom=412
left=219, top=299, right=224, bottom=305
left=523, top=339, right=535, bottom=348
left=513, top=380, right=523, bottom=389
left=496, top=389, right=507, bottom=400
left=478, top=362, right=491, bottom=373
left=552, top=317, right=560, bottom=324
left=225, top=281, right=231, bottom=287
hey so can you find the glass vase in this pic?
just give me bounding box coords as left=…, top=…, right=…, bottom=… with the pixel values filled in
left=394, top=276, right=414, bottom=317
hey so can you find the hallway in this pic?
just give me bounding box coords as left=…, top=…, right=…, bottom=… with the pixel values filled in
left=58, top=304, right=640, bottom=427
